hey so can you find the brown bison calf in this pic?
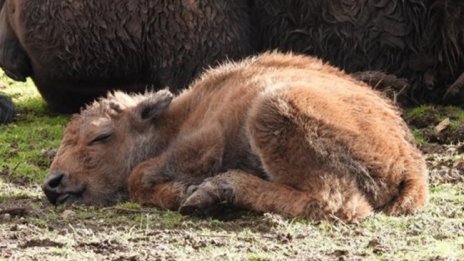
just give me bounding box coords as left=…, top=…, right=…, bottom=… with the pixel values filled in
left=44, top=52, right=428, bottom=222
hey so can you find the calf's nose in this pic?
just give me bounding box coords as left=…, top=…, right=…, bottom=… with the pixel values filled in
left=42, top=173, right=64, bottom=205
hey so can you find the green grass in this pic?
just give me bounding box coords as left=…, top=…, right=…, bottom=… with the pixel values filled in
left=411, top=128, right=426, bottom=145
left=404, top=105, right=464, bottom=123
left=404, top=105, right=435, bottom=120
left=0, top=75, right=69, bottom=183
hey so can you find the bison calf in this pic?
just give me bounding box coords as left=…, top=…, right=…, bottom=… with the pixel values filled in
left=44, top=52, right=428, bottom=222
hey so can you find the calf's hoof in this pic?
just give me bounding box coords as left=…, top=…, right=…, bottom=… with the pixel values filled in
left=179, top=178, right=235, bottom=216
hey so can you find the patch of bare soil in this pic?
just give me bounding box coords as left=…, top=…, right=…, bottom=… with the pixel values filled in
left=423, top=143, right=464, bottom=184
left=0, top=195, right=314, bottom=260
left=20, top=239, right=65, bottom=249
left=423, top=123, right=464, bottom=144
left=0, top=164, right=31, bottom=186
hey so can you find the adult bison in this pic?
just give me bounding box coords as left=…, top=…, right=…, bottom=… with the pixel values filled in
left=252, top=0, right=464, bottom=105
left=0, top=0, right=254, bottom=113
left=43, top=52, right=428, bottom=222
left=1, top=0, right=463, bottom=122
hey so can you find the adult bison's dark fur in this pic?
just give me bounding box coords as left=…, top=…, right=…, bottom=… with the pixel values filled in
left=252, top=0, right=464, bottom=105
left=0, top=0, right=253, bottom=112
left=0, top=93, right=15, bottom=123
left=0, top=0, right=464, bottom=115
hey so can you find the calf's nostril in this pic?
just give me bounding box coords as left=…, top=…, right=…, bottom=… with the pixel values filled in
left=42, top=173, right=66, bottom=205
left=46, top=173, right=64, bottom=188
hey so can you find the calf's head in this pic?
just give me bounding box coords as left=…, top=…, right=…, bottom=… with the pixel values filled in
left=43, top=90, right=173, bottom=206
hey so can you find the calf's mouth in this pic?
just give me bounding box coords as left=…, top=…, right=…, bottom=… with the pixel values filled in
left=44, top=189, right=85, bottom=206
left=42, top=173, right=86, bottom=205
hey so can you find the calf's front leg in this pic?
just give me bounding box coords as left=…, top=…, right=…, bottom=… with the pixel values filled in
left=142, top=125, right=225, bottom=187
left=128, top=126, right=225, bottom=209
left=128, top=158, right=188, bottom=210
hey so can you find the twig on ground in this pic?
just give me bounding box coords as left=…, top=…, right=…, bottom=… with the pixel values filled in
left=0, top=207, right=28, bottom=216
left=101, top=206, right=153, bottom=213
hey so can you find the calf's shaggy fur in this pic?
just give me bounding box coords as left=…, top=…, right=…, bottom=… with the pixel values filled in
left=45, top=53, right=428, bottom=222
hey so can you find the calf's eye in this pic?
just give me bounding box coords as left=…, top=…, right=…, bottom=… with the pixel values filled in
left=89, top=133, right=113, bottom=145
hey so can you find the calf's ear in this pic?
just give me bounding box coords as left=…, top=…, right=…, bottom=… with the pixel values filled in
left=134, top=89, right=173, bottom=122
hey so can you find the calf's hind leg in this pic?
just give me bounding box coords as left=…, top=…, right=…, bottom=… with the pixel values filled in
left=181, top=90, right=373, bottom=222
